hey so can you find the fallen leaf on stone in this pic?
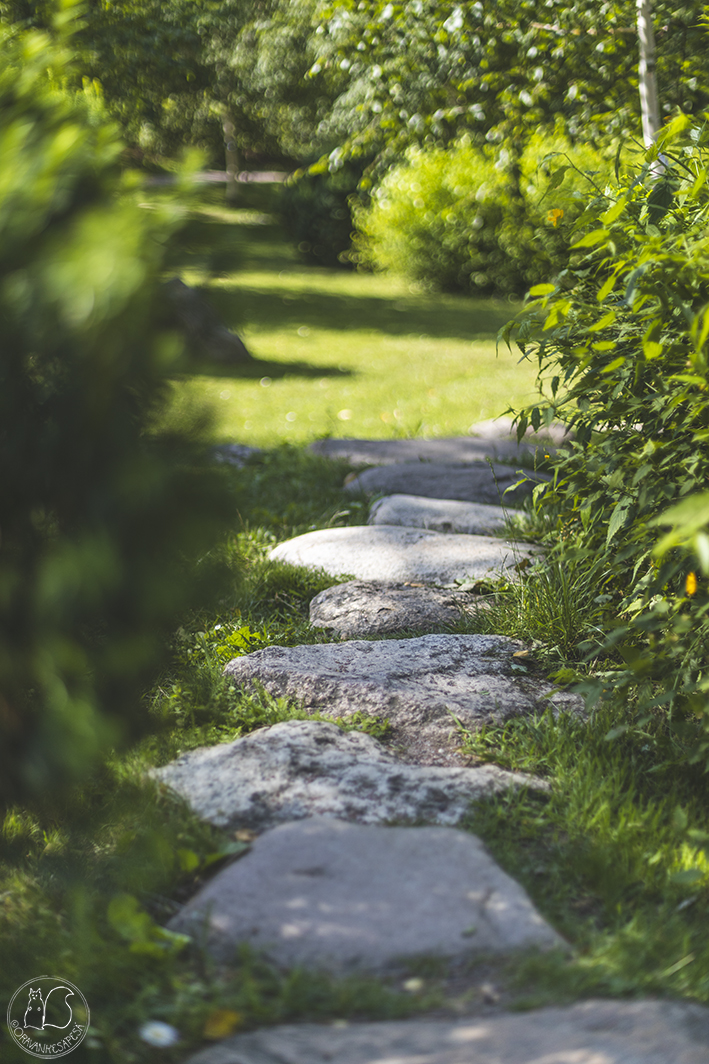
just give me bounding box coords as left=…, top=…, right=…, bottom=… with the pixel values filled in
left=234, top=829, right=257, bottom=842
left=343, top=472, right=358, bottom=485
left=203, top=1009, right=242, bottom=1040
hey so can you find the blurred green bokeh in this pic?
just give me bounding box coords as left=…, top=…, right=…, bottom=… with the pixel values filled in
left=0, top=16, right=234, bottom=806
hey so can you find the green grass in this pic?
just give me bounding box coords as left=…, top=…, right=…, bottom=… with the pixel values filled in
left=162, top=186, right=540, bottom=447
left=457, top=705, right=709, bottom=1007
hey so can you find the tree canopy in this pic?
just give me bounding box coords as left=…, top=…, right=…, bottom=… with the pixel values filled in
left=5, top=0, right=706, bottom=171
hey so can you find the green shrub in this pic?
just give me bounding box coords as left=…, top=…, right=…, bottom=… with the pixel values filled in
left=0, top=20, right=232, bottom=806
left=505, top=114, right=709, bottom=768
left=354, top=132, right=609, bottom=295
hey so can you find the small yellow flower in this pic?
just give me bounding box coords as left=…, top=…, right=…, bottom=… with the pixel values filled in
left=547, top=208, right=564, bottom=227
left=203, top=1010, right=242, bottom=1040
left=686, top=572, right=698, bottom=596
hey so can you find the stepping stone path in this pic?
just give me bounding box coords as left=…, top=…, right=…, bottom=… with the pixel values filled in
left=185, top=999, right=709, bottom=1064
left=309, top=417, right=570, bottom=465
left=168, top=817, right=564, bottom=971
left=154, top=719, right=547, bottom=831
left=157, top=434, right=707, bottom=1061
left=223, top=635, right=584, bottom=756
left=310, top=580, right=481, bottom=637
left=212, top=443, right=262, bottom=468
left=270, top=526, right=539, bottom=585
left=344, top=460, right=549, bottom=507
left=369, top=493, right=510, bottom=535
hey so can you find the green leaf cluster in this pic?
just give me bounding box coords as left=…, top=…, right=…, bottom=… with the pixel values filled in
left=312, top=0, right=709, bottom=175
left=506, top=114, right=709, bottom=766
left=0, top=19, right=234, bottom=806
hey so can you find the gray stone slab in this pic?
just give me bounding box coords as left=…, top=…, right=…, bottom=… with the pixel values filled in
left=344, top=462, right=550, bottom=507
left=212, top=444, right=262, bottom=468
left=270, top=526, right=539, bottom=585
left=153, top=720, right=546, bottom=832
left=310, top=421, right=569, bottom=468
left=369, top=494, right=510, bottom=535
left=169, top=817, right=563, bottom=971
left=184, top=999, right=709, bottom=1064
left=310, top=579, right=480, bottom=637
left=224, top=634, right=584, bottom=748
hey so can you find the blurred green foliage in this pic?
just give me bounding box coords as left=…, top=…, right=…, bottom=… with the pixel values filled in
left=312, top=0, right=709, bottom=174
left=505, top=113, right=709, bottom=768
left=0, top=19, right=234, bottom=806
left=355, top=131, right=609, bottom=294
left=279, top=161, right=364, bottom=267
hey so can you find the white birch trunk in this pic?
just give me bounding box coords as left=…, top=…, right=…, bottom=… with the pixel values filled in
left=637, top=0, right=660, bottom=146
left=223, top=115, right=240, bottom=204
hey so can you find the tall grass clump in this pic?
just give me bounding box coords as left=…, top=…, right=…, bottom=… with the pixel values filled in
left=354, top=131, right=609, bottom=295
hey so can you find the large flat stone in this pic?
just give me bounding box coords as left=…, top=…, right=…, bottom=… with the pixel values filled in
left=310, top=579, right=479, bottom=637
left=344, top=462, right=549, bottom=507
left=153, top=720, right=545, bottom=832
left=169, top=817, right=563, bottom=971
left=184, top=999, right=709, bottom=1064
left=269, top=526, right=539, bottom=585
left=212, top=443, right=262, bottom=468
left=369, top=494, right=510, bottom=535
left=310, top=421, right=569, bottom=467
left=224, top=634, right=584, bottom=750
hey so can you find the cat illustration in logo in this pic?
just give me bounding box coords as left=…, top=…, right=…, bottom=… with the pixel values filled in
left=23, top=985, right=74, bottom=1031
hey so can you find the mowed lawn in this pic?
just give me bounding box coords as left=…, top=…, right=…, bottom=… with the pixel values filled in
left=166, top=189, right=541, bottom=447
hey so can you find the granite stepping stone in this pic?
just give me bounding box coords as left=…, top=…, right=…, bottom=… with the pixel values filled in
left=309, top=420, right=569, bottom=467
left=309, top=579, right=481, bottom=638
left=212, top=443, right=262, bottom=467
left=223, top=634, right=584, bottom=753
left=184, top=999, right=709, bottom=1064
left=369, top=494, right=510, bottom=535
left=269, top=526, right=539, bottom=585
left=168, top=817, right=564, bottom=971
left=344, top=462, right=550, bottom=507
left=153, top=720, right=546, bottom=832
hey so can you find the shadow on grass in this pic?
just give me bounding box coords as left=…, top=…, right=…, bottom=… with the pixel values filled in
left=168, top=197, right=519, bottom=344
left=183, top=356, right=353, bottom=381
left=212, top=283, right=517, bottom=343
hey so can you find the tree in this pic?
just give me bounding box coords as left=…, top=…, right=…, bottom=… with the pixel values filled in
left=307, top=0, right=709, bottom=179
left=637, top=0, right=660, bottom=145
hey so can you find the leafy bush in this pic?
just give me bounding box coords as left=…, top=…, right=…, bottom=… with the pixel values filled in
left=0, top=21, right=232, bottom=806
left=354, top=132, right=609, bottom=295
left=505, top=114, right=709, bottom=768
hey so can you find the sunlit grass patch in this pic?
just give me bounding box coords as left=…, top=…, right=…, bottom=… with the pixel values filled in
left=161, top=187, right=541, bottom=448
